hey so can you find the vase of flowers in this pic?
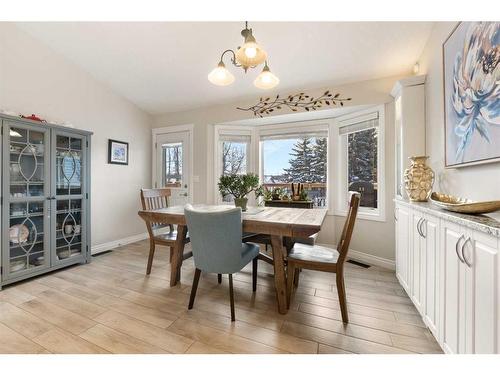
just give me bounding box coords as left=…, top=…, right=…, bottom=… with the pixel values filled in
left=218, top=173, right=261, bottom=211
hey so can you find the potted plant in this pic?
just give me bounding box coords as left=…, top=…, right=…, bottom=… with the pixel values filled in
left=218, top=173, right=261, bottom=211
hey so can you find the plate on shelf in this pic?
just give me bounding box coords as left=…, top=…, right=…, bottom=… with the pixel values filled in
left=58, top=248, right=70, bottom=259
left=30, top=256, right=45, bottom=266
left=11, top=259, right=27, bottom=272
left=430, top=192, right=500, bottom=214
left=9, top=224, right=29, bottom=244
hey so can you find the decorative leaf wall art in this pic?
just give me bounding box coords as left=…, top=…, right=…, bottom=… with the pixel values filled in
left=237, top=90, right=352, bottom=117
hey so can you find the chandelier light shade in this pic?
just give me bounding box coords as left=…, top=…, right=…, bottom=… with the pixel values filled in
left=208, top=21, right=278, bottom=89
left=235, top=28, right=267, bottom=70
left=208, top=61, right=235, bottom=86
left=254, top=62, right=279, bottom=89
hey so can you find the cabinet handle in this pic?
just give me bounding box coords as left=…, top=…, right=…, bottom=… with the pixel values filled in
left=462, top=237, right=473, bottom=268
left=455, top=235, right=465, bottom=263
left=416, top=218, right=422, bottom=237
left=420, top=219, right=427, bottom=238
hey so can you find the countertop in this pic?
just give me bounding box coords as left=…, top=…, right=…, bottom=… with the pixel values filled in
left=395, top=198, right=500, bottom=238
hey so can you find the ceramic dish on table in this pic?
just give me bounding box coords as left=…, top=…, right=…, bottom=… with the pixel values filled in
left=430, top=192, right=500, bottom=214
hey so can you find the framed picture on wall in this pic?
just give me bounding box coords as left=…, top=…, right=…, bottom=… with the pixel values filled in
left=108, top=139, right=129, bottom=165
left=443, top=22, right=500, bottom=168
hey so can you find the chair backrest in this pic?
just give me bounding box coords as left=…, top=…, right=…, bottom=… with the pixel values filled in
left=184, top=205, right=244, bottom=274
left=336, top=192, right=361, bottom=265
left=140, top=188, right=173, bottom=231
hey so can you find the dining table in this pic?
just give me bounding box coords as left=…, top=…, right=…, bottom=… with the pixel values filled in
left=138, top=205, right=328, bottom=314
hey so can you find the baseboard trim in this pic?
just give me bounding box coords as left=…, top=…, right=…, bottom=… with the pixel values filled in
left=348, top=249, right=395, bottom=270
left=316, top=243, right=395, bottom=270
left=91, top=232, right=148, bottom=255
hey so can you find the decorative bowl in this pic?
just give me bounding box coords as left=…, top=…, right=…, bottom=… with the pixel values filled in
left=9, top=224, right=29, bottom=244
left=430, top=192, right=500, bottom=214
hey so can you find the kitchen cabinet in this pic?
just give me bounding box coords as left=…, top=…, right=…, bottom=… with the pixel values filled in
left=395, top=199, right=499, bottom=353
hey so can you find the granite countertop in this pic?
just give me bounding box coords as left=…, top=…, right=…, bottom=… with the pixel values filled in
left=395, top=198, right=500, bottom=238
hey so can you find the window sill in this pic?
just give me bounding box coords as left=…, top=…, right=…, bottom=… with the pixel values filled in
left=333, top=208, right=386, bottom=222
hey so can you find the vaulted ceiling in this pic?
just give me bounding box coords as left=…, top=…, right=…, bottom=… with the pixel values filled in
left=15, top=22, right=434, bottom=114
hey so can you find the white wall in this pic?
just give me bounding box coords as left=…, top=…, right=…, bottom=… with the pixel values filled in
left=153, top=75, right=403, bottom=264
left=0, top=23, right=153, bottom=247
left=418, top=23, right=500, bottom=205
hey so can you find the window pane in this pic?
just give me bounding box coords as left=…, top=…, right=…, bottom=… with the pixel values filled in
left=347, top=127, right=378, bottom=208
left=221, top=141, right=248, bottom=203
left=163, top=143, right=182, bottom=187
left=262, top=136, right=327, bottom=208
left=222, top=141, right=247, bottom=176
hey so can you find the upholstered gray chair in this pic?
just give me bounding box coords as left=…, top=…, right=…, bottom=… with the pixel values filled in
left=184, top=205, right=260, bottom=321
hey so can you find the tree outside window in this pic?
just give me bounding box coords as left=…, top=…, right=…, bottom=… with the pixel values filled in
left=262, top=135, right=327, bottom=208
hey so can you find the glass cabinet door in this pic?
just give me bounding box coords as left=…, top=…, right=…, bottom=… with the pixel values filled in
left=2, top=122, right=51, bottom=279
left=52, top=132, right=87, bottom=264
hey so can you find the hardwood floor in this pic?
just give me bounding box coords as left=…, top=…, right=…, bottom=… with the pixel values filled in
left=0, top=240, right=442, bottom=354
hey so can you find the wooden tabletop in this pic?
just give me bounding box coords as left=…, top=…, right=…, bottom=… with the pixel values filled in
left=138, top=204, right=328, bottom=313
left=138, top=205, right=327, bottom=238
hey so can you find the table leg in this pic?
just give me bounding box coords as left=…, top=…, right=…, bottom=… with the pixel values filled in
left=270, top=234, right=288, bottom=314
left=170, top=224, right=188, bottom=287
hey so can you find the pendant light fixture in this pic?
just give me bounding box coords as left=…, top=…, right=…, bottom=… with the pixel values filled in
left=208, top=22, right=279, bottom=89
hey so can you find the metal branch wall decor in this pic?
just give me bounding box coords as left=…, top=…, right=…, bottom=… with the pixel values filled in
left=237, top=90, right=352, bottom=117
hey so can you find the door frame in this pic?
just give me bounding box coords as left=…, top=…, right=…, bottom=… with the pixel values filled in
left=152, top=124, right=194, bottom=204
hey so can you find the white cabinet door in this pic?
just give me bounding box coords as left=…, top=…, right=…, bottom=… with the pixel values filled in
left=423, top=214, right=440, bottom=339
left=410, top=210, right=425, bottom=314
left=464, top=230, right=499, bottom=353
left=395, top=203, right=411, bottom=294
left=441, top=220, right=466, bottom=354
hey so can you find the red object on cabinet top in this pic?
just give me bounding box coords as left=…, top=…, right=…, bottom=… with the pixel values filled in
left=21, top=114, right=46, bottom=122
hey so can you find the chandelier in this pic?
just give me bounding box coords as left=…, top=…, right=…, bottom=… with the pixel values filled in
left=208, top=22, right=279, bottom=89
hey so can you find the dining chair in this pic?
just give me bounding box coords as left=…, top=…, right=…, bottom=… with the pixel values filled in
left=286, top=192, right=360, bottom=323
left=184, top=205, right=260, bottom=321
left=140, top=188, right=191, bottom=276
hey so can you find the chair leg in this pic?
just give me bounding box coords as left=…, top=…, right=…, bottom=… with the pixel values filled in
left=146, top=241, right=156, bottom=275
left=169, top=247, right=173, bottom=263
left=252, top=257, right=258, bottom=292
left=336, top=272, right=349, bottom=323
left=228, top=274, right=235, bottom=321
left=286, top=262, right=296, bottom=309
left=218, top=274, right=222, bottom=284
left=188, top=268, right=201, bottom=310
left=293, top=268, right=300, bottom=287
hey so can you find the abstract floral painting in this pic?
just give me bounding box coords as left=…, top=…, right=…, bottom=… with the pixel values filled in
left=443, top=22, right=499, bottom=167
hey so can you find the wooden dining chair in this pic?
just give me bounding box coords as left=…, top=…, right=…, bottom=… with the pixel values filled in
left=286, top=192, right=360, bottom=323
left=140, top=188, right=191, bottom=275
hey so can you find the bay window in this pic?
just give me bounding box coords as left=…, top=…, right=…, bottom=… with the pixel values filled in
left=217, top=132, right=251, bottom=203
left=260, top=131, right=328, bottom=208
left=336, top=107, right=385, bottom=220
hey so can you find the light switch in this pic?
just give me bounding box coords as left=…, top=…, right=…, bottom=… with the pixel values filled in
left=193, top=175, right=200, bottom=183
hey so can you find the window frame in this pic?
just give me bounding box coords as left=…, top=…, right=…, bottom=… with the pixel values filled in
left=334, top=105, right=386, bottom=222
left=213, top=125, right=256, bottom=205
left=259, top=121, right=331, bottom=211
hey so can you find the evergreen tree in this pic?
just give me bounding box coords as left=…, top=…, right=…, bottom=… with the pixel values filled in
left=311, top=137, right=327, bottom=183
left=348, top=128, right=377, bottom=183
left=283, top=137, right=315, bottom=182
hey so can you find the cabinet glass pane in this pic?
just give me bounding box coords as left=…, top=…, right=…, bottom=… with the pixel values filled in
left=8, top=200, right=46, bottom=273
left=56, top=135, right=83, bottom=196
left=9, top=128, right=45, bottom=198
left=55, top=198, right=83, bottom=260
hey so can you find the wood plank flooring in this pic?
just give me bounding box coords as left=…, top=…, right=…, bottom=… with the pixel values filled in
left=0, top=240, right=442, bottom=354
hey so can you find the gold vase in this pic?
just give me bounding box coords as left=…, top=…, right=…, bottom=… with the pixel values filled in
left=404, top=156, right=435, bottom=202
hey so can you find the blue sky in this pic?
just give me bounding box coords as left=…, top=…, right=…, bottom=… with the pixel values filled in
left=262, top=139, right=297, bottom=175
